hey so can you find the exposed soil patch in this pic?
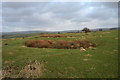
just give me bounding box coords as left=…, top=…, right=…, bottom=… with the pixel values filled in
left=2, top=66, right=19, bottom=78
left=25, top=40, right=96, bottom=49
left=40, top=34, right=72, bottom=38
left=21, top=46, right=27, bottom=48
left=84, top=54, right=92, bottom=57
left=2, top=60, right=44, bottom=78
left=18, top=60, right=43, bottom=78
left=83, top=58, right=89, bottom=61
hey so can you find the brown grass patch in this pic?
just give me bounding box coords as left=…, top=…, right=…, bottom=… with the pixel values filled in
left=25, top=40, right=52, bottom=48
left=40, top=34, right=72, bottom=38
left=102, top=32, right=111, bottom=34
left=8, top=52, right=14, bottom=55
left=4, top=61, right=14, bottom=64
left=25, top=40, right=96, bottom=49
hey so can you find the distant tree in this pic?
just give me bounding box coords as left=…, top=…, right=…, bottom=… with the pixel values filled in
left=58, top=32, right=60, bottom=34
left=82, top=27, right=91, bottom=33
left=2, top=35, right=4, bottom=38
left=99, top=29, right=102, bottom=31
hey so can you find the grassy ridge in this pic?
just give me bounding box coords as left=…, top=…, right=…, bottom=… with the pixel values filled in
left=2, top=30, right=118, bottom=78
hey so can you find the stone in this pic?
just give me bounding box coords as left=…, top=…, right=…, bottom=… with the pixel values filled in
left=80, top=47, right=86, bottom=51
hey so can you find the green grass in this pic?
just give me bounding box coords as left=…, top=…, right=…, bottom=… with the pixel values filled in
left=2, top=30, right=118, bottom=78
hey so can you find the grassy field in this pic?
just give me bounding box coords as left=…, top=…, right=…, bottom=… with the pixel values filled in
left=2, top=30, right=118, bottom=78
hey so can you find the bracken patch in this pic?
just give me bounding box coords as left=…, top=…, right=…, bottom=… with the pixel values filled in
left=40, top=34, right=72, bottom=38
left=25, top=40, right=96, bottom=49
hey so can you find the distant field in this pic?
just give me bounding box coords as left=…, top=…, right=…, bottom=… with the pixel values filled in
left=2, top=30, right=118, bottom=78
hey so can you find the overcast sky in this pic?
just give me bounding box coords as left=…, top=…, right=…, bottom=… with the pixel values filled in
left=2, top=2, right=118, bottom=32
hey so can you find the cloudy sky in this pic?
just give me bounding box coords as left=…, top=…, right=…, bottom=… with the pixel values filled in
left=2, top=2, right=118, bottom=32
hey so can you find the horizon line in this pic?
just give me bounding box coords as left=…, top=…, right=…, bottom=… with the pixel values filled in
left=1, top=27, right=119, bottom=33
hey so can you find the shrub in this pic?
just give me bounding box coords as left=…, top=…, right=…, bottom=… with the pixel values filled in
left=4, top=43, right=8, bottom=45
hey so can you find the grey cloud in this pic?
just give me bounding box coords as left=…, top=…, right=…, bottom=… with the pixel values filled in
left=2, top=2, right=118, bottom=32
left=23, top=12, right=55, bottom=27
left=86, top=7, right=117, bottom=20
left=2, top=2, right=40, bottom=9
left=86, top=2, right=118, bottom=8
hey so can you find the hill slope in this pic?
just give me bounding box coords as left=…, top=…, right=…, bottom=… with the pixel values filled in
left=2, top=30, right=118, bottom=78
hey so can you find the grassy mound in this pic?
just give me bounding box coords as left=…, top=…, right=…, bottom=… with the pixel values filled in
left=25, top=40, right=96, bottom=49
